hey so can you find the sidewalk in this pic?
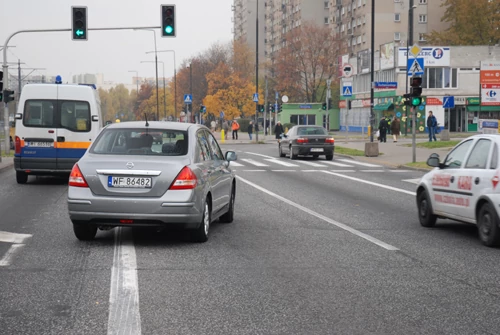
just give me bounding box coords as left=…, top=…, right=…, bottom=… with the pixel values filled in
left=0, top=157, right=13, bottom=173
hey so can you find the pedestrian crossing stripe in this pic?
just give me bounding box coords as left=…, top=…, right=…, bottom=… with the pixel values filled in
left=410, top=59, right=423, bottom=74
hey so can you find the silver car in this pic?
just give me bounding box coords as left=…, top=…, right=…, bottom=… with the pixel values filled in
left=67, top=121, right=237, bottom=242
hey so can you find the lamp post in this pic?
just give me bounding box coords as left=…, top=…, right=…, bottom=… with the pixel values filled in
left=141, top=61, right=166, bottom=120
left=255, top=0, right=259, bottom=142
left=405, top=1, right=418, bottom=136
left=135, top=29, right=159, bottom=121
left=154, top=50, right=177, bottom=121
left=369, top=0, right=375, bottom=143
left=187, top=63, right=193, bottom=123
left=128, top=70, right=139, bottom=93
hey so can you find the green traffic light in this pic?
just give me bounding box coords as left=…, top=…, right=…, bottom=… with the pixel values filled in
left=165, top=26, right=173, bottom=34
left=412, top=97, right=422, bottom=106
left=76, top=30, right=84, bottom=36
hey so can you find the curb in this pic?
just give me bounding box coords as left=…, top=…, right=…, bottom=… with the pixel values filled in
left=334, top=153, right=432, bottom=172
left=0, top=162, right=13, bottom=174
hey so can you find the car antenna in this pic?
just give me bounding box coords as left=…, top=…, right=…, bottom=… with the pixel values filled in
left=144, top=113, right=149, bottom=127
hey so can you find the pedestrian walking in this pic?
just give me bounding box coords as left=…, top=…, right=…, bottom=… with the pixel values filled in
left=378, top=117, right=388, bottom=143
left=248, top=121, right=253, bottom=140
left=210, top=120, right=216, bottom=133
left=386, top=116, right=392, bottom=135
left=275, top=121, right=284, bottom=143
left=391, top=116, right=401, bottom=142
left=427, top=111, right=437, bottom=142
left=231, top=120, right=240, bottom=140
left=222, top=120, right=229, bottom=140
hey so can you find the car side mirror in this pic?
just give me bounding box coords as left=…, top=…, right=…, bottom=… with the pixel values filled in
left=427, top=155, right=440, bottom=167
left=92, top=115, right=99, bottom=122
left=225, top=151, right=237, bottom=161
left=15, top=113, right=22, bottom=120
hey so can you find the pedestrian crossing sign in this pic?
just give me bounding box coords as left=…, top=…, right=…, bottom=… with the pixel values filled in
left=342, top=85, right=352, bottom=97
left=407, top=57, right=424, bottom=76
left=184, top=94, right=193, bottom=104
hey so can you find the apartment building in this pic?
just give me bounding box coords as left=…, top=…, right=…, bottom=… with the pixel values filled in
left=232, top=0, right=266, bottom=66
left=331, top=0, right=448, bottom=57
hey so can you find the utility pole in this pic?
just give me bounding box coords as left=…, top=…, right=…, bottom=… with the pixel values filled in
left=409, top=0, right=416, bottom=163
left=326, top=79, right=331, bottom=132
left=18, top=59, right=22, bottom=100
left=189, top=64, right=193, bottom=123
left=369, top=0, right=375, bottom=143
left=255, top=0, right=259, bottom=142
left=264, top=76, right=268, bottom=138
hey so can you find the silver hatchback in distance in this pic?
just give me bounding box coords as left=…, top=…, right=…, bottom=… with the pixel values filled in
left=67, top=121, right=237, bottom=242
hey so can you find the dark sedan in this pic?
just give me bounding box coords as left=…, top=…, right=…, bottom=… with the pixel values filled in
left=279, top=125, right=335, bottom=160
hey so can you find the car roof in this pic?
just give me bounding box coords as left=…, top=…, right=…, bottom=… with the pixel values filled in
left=104, top=121, right=204, bottom=131
left=462, top=134, right=500, bottom=142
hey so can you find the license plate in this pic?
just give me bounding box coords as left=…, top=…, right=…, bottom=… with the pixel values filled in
left=26, top=142, right=53, bottom=147
left=310, top=148, right=324, bottom=152
left=108, top=176, right=152, bottom=188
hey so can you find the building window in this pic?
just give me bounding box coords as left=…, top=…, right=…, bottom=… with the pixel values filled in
left=358, top=0, right=362, bottom=7
left=394, top=13, right=400, bottom=22
left=324, top=1, right=329, bottom=8
left=357, top=36, right=361, bottom=44
left=324, top=17, right=329, bottom=24
left=419, top=14, right=427, bottom=23
left=423, top=68, right=458, bottom=89
left=341, top=24, right=345, bottom=32
left=419, top=33, right=426, bottom=41
left=342, top=7, right=345, bottom=15
left=394, top=32, right=401, bottom=41
left=419, top=0, right=427, bottom=4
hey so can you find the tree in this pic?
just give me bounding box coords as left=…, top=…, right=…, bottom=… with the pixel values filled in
left=426, top=0, right=500, bottom=45
left=274, top=22, right=341, bottom=103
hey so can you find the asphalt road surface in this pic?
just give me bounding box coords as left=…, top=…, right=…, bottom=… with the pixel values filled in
left=1, top=143, right=500, bottom=335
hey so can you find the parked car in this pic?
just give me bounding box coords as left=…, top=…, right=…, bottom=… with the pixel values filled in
left=279, top=125, right=335, bottom=160
left=416, top=134, right=500, bottom=247
left=67, top=121, right=237, bottom=242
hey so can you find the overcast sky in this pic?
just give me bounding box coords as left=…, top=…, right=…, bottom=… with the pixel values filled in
left=0, top=0, right=233, bottom=86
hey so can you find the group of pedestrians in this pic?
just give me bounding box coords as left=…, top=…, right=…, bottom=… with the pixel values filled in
left=378, top=110, right=439, bottom=143
left=219, top=119, right=285, bottom=142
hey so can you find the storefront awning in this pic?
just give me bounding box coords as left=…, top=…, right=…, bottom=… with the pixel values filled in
left=466, top=105, right=500, bottom=112
left=373, top=103, right=394, bottom=111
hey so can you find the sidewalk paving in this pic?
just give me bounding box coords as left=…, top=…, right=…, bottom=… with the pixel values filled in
left=0, top=157, right=13, bottom=173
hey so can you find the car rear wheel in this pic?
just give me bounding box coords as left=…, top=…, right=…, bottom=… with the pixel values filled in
left=16, top=171, right=28, bottom=184
left=219, top=185, right=235, bottom=223
left=289, top=146, right=297, bottom=160
left=191, top=198, right=210, bottom=243
left=279, top=144, right=285, bottom=157
left=325, top=154, right=333, bottom=160
left=73, top=222, right=97, bottom=241
left=417, top=190, right=437, bottom=227
left=478, top=202, right=500, bottom=247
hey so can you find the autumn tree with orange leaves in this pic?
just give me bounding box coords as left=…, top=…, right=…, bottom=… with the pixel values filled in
left=274, top=22, right=341, bottom=103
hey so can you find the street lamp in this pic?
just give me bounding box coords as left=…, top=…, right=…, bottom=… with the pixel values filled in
left=154, top=50, right=177, bottom=121
left=187, top=63, right=193, bottom=123
left=141, top=61, right=166, bottom=120
left=135, top=28, right=159, bottom=121
left=128, top=70, right=139, bottom=93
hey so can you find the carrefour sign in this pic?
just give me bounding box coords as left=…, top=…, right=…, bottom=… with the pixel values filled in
left=397, top=47, right=450, bottom=67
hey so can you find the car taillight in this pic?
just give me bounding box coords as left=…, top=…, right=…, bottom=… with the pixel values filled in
left=69, top=164, right=89, bottom=187
left=297, top=138, right=309, bottom=144
left=15, top=136, right=21, bottom=154
left=170, top=166, right=197, bottom=190
left=326, top=137, right=335, bottom=144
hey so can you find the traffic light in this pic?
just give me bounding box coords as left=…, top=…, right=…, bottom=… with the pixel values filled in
left=269, top=103, right=275, bottom=113
left=403, top=93, right=411, bottom=106
left=328, top=98, right=332, bottom=110
left=258, top=104, right=265, bottom=113
left=0, top=71, right=3, bottom=102
left=322, top=102, right=327, bottom=111
left=71, top=6, right=88, bottom=41
left=410, top=76, right=423, bottom=107
left=161, top=5, right=176, bottom=37
left=199, top=105, right=206, bottom=113
left=3, top=89, right=15, bottom=103
left=347, top=100, right=352, bottom=109
left=278, top=103, right=283, bottom=113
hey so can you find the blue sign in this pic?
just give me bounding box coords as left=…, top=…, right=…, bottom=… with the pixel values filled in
left=407, top=57, right=425, bottom=76
left=443, top=96, right=455, bottom=108
left=375, top=82, right=398, bottom=89
left=396, top=112, right=402, bottom=117
left=202, top=106, right=207, bottom=113
left=299, top=105, right=312, bottom=109
left=482, top=120, right=498, bottom=129
left=275, top=91, right=279, bottom=100
left=253, top=93, right=259, bottom=102
left=183, top=94, right=192, bottom=104
left=342, top=85, right=352, bottom=97
left=220, top=111, right=224, bottom=118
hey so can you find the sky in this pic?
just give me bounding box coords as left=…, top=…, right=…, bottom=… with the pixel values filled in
left=0, top=0, right=233, bottom=86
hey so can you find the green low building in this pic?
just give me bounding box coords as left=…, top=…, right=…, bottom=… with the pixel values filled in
left=277, top=103, right=340, bottom=131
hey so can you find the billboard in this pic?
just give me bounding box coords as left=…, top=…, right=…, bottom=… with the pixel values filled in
left=480, top=61, right=500, bottom=106
left=380, top=42, right=395, bottom=70
left=397, top=47, right=451, bottom=67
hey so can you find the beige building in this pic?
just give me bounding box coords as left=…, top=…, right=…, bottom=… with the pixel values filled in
left=232, top=0, right=266, bottom=67
left=331, top=0, right=448, bottom=57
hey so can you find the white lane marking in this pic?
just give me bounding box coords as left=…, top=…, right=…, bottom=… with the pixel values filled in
left=272, top=170, right=297, bottom=172
left=229, top=161, right=244, bottom=167
left=403, top=178, right=421, bottom=185
left=264, top=159, right=299, bottom=167
left=0, top=231, right=32, bottom=244
left=337, top=159, right=382, bottom=168
left=295, top=160, right=327, bottom=167
left=322, top=161, right=354, bottom=167
left=329, top=170, right=356, bottom=173
left=389, top=170, right=413, bottom=173
left=242, top=170, right=266, bottom=172
left=302, top=170, right=318, bottom=172
left=244, top=152, right=275, bottom=159
left=321, top=171, right=416, bottom=196
left=237, top=176, right=399, bottom=251
left=108, top=228, right=141, bottom=335
left=360, top=170, right=385, bottom=173
left=241, top=158, right=269, bottom=167
left=0, top=244, right=25, bottom=266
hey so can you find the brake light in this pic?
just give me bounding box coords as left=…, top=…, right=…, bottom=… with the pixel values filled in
left=15, top=136, right=21, bottom=154
left=119, top=219, right=134, bottom=224
left=297, top=138, right=309, bottom=144
left=326, top=137, right=335, bottom=144
left=170, top=166, right=197, bottom=190
left=69, top=164, right=89, bottom=187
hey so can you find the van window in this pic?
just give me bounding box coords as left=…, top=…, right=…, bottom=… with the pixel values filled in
left=60, top=101, right=91, bottom=132
left=24, top=100, right=56, bottom=127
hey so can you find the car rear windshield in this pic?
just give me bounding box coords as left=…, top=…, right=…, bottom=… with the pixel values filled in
left=297, top=127, right=328, bottom=136
left=90, top=128, right=188, bottom=156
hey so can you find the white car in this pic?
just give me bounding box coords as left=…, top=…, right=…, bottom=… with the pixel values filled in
left=416, top=134, right=500, bottom=247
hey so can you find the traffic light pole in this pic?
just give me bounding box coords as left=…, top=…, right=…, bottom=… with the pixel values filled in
left=1, top=25, right=161, bottom=156
left=254, top=0, right=259, bottom=143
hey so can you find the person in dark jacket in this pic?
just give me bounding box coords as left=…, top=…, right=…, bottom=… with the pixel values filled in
left=275, top=121, right=284, bottom=142
left=248, top=121, right=253, bottom=140
left=427, top=111, right=437, bottom=142
left=391, top=116, right=401, bottom=142
left=378, top=117, right=389, bottom=143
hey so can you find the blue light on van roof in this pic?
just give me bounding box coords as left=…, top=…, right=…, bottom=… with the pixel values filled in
left=55, top=75, right=62, bottom=84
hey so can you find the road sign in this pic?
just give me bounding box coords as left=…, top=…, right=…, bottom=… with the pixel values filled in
left=342, top=64, right=353, bottom=78
left=409, top=44, right=421, bottom=58
left=407, top=57, right=425, bottom=76
left=253, top=93, right=259, bottom=102
left=202, top=106, right=207, bottom=113
left=326, top=79, right=332, bottom=87
left=342, top=83, right=352, bottom=97
left=282, top=95, right=289, bottom=103
left=443, top=96, right=455, bottom=108
left=183, top=94, right=192, bottom=104
left=374, top=82, right=398, bottom=89
left=480, top=61, right=500, bottom=106
left=275, top=91, right=279, bottom=100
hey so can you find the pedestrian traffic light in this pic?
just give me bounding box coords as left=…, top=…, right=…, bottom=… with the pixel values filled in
left=347, top=100, right=352, bottom=109
left=410, top=76, right=423, bottom=106
left=322, top=102, right=327, bottom=110
left=71, top=6, right=87, bottom=41
left=258, top=104, right=265, bottom=113
left=199, top=105, right=206, bottom=113
left=0, top=71, right=3, bottom=102
left=403, top=93, right=411, bottom=106
left=278, top=103, right=283, bottom=113
left=3, top=89, right=15, bottom=103
left=161, top=5, right=176, bottom=37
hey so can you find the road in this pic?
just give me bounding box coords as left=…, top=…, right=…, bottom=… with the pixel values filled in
left=1, top=143, right=500, bottom=334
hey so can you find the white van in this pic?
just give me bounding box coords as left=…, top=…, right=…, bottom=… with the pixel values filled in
left=13, top=83, right=102, bottom=184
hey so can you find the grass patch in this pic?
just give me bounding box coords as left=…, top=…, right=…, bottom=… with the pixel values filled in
left=336, top=146, right=370, bottom=156
left=403, top=140, right=459, bottom=149
left=1, top=152, right=14, bottom=158
left=405, top=161, right=432, bottom=170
